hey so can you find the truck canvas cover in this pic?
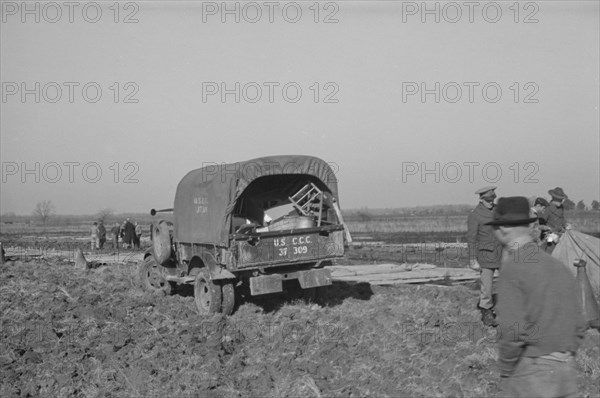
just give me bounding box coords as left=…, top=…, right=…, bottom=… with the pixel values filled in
left=173, top=155, right=339, bottom=246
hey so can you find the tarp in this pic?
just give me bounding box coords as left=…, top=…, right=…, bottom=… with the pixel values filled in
left=553, top=230, right=600, bottom=291
left=173, top=155, right=339, bottom=246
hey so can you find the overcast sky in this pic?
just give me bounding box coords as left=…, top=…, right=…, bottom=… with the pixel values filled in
left=1, top=1, right=598, bottom=215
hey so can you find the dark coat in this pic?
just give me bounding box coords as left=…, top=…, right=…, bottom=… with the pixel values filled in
left=97, top=224, right=106, bottom=239
left=123, top=221, right=136, bottom=244
left=497, top=243, right=586, bottom=376
left=467, top=203, right=502, bottom=268
left=541, top=203, right=566, bottom=233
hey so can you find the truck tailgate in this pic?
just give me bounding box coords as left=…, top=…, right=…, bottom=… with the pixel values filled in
left=232, top=226, right=344, bottom=268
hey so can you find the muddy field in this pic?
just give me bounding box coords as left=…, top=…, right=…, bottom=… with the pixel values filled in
left=1, top=231, right=599, bottom=398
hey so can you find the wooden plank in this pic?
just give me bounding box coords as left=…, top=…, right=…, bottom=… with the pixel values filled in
left=368, top=274, right=477, bottom=285
left=328, top=263, right=435, bottom=277
left=329, top=263, right=478, bottom=285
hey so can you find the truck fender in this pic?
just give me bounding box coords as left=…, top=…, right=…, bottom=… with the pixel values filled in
left=152, top=220, right=174, bottom=266
left=188, top=254, right=236, bottom=280
left=210, top=268, right=236, bottom=280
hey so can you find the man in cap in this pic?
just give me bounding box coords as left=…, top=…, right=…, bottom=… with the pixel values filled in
left=540, top=187, right=570, bottom=253
left=486, top=197, right=585, bottom=398
left=467, top=186, right=502, bottom=327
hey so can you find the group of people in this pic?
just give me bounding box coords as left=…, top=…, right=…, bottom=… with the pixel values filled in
left=467, top=186, right=586, bottom=397
left=90, top=218, right=143, bottom=250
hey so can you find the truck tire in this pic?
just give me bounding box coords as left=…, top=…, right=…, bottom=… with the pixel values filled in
left=139, top=256, right=171, bottom=295
left=152, top=220, right=173, bottom=266
left=194, top=268, right=222, bottom=315
left=221, top=282, right=235, bottom=315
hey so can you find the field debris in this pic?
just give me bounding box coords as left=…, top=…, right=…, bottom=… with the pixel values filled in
left=74, top=248, right=88, bottom=270
left=1, top=258, right=598, bottom=398
left=2, top=244, right=145, bottom=266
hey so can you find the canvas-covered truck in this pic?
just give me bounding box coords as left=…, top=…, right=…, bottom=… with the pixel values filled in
left=139, top=155, right=352, bottom=315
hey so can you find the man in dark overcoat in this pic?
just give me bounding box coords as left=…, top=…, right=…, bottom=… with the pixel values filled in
left=467, top=186, right=502, bottom=326
left=122, top=218, right=136, bottom=249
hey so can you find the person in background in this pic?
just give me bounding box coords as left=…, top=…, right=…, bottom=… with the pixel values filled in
left=111, top=222, right=120, bottom=249
left=487, top=197, right=585, bottom=398
left=97, top=220, right=106, bottom=250
left=530, top=197, right=549, bottom=219
left=120, top=219, right=127, bottom=247
left=134, top=222, right=142, bottom=249
left=467, top=186, right=502, bottom=327
left=122, top=218, right=136, bottom=249
left=529, top=197, right=550, bottom=244
left=540, top=187, right=570, bottom=253
left=90, top=222, right=99, bottom=251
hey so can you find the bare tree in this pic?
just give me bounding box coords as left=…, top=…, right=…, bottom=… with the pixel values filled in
left=33, top=200, right=55, bottom=224
left=96, top=208, right=115, bottom=223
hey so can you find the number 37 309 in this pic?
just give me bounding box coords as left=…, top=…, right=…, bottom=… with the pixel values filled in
left=277, top=246, right=309, bottom=256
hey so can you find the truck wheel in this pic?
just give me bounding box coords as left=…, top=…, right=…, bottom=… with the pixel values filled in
left=139, top=256, right=171, bottom=294
left=221, top=282, right=235, bottom=315
left=194, top=269, right=222, bottom=315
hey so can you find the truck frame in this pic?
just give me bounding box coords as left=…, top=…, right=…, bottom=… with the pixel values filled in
left=139, top=155, right=351, bottom=315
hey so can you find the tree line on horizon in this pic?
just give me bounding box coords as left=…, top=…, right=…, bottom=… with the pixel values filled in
left=0, top=198, right=599, bottom=225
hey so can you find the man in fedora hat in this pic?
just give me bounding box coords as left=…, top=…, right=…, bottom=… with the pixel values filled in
left=541, top=187, right=570, bottom=253
left=487, top=197, right=585, bottom=398
left=467, top=186, right=502, bottom=327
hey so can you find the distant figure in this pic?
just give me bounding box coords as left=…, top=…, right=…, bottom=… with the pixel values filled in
left=540, top=187, right=570, bottom=253
left=134, top=222, right=142, bottom=249
left=467, top=186, right=502, bottom=327
left=487, top=197, right=585, bottom=398
left=111, top=222, right=120, bottom=249
left=529, top=197, right=550, bottom=244
left=97, top=221, right=107, bottom=250
left=90, top=222, right=99, bottom=250
left=122, top=218, right=136, bottom=249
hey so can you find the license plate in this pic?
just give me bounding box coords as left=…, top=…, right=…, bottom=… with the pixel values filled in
left=272, top=235, right=317, bottom=260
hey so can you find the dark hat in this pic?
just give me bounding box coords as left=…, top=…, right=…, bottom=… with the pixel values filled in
left=485, top=197, right=538, bottom=226
left=534, top=197, right=549, bottom=207
left=548, top=187, right=568, bottom=200
left=475, top=186, right=497, bottom=199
